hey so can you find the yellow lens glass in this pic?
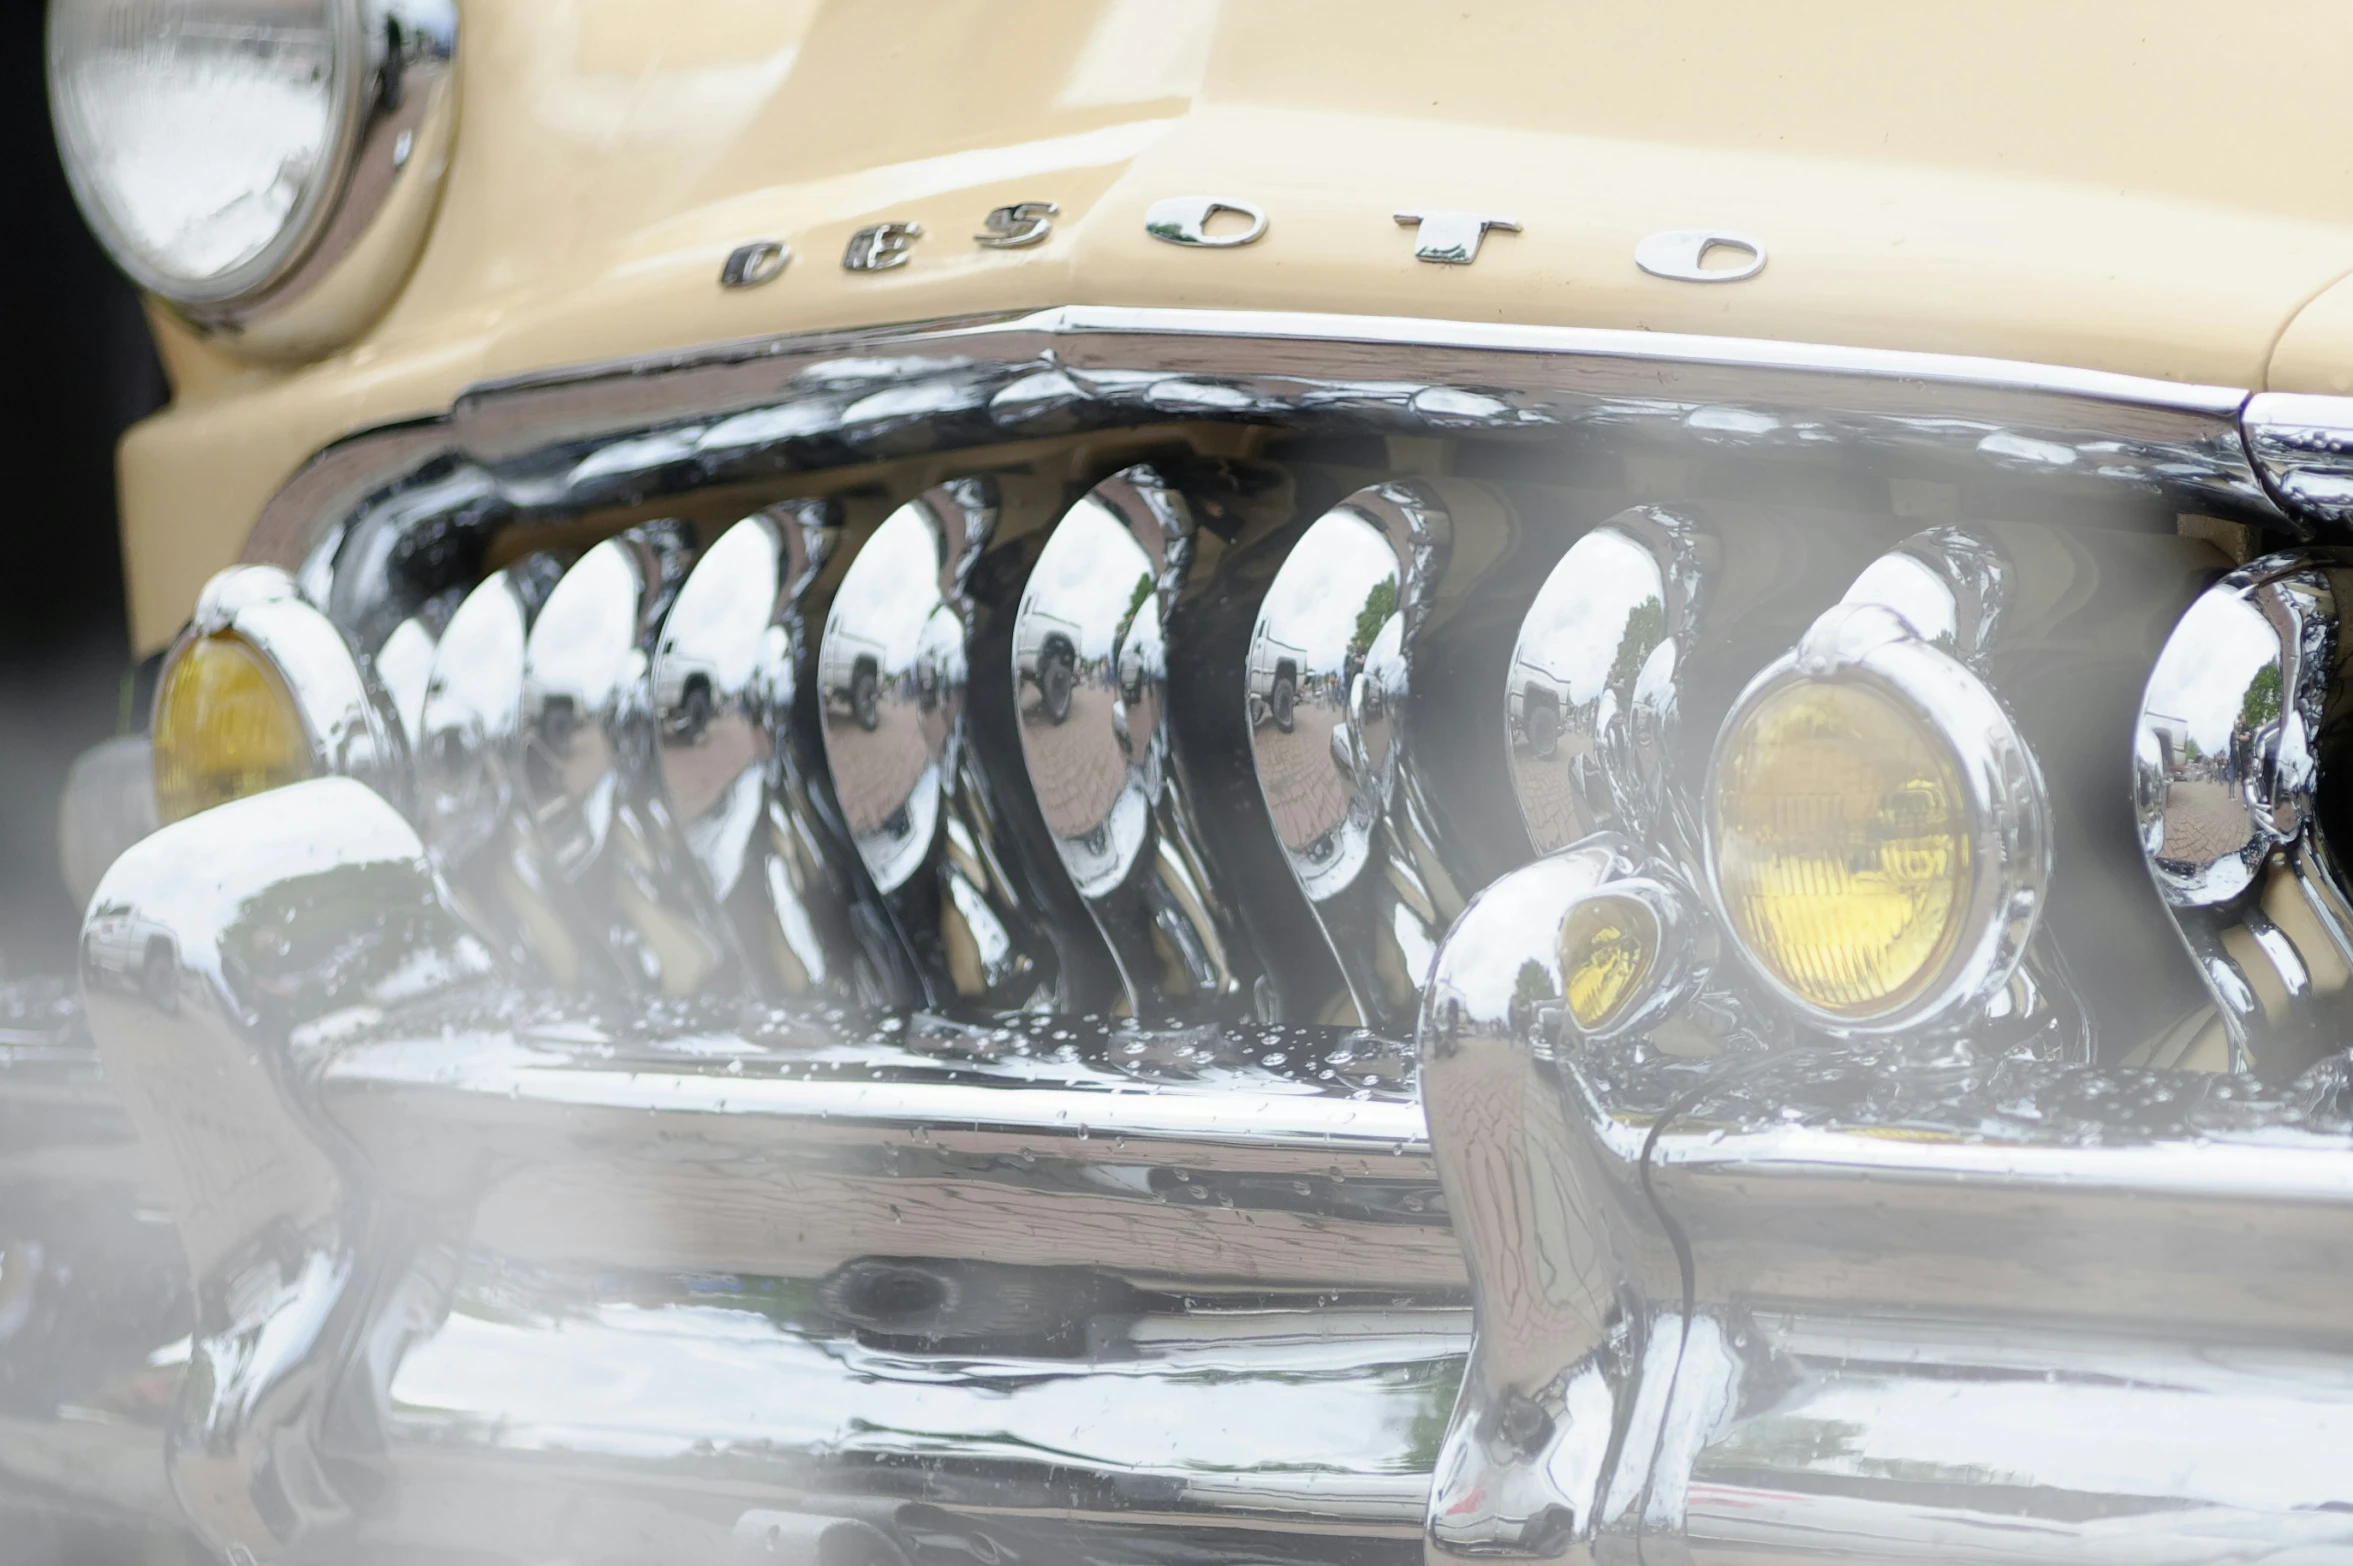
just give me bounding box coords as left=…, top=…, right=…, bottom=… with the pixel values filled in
left=153, top=634, right=312, bottom=824
left=1712, top=679, right=1968, bottom=1018
left=1560, top=894, right=1657, bottom=1033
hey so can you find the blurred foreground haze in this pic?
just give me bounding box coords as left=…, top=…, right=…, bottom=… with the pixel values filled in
left=1, top=1, right=168, bottom=976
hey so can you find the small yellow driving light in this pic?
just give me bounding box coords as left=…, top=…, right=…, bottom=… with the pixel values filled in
left=153, top=634, right=313, bottom=825
left=1704, top=602, right=2047, bottom=1034
left=1560, top=893, right=1659, bottom=1033
left=151, top=565, right=408, bottom=827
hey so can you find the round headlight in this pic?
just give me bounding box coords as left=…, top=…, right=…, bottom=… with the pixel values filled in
left=48, top=0, right=363, bottom=304
left=1704, top=602, right=2048, bottom=1033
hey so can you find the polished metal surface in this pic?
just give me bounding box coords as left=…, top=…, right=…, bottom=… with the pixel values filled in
left=1703, top=597, right=2051, bottom=1036
left=414, top=551, right=568, bottom=970
left=172, top=563, right=412, bottom=814
left=1248, top=480, right=1469, bottom=1033
left=97, top=301, right=2353, bottom=1563
left=1418, top=840, right=1684, bottom=1558
left=70, top=776, right=1466, bottom=1554
left=254, top=305, right=2279, bottom=652
left=1507, top=506, right=1715, bottom=857
left=1634, top=229, right=1767, bottom=284
left=1393, top=211, right=1520, bottom=266
left=1418, top=850, right=2353, bottom=1564
left=653, top=502, right=875, bottom=1001
left=843, top=222, right=924, bottom=272
left=374, top=607, right=441, bottom=751
left=1012, top=464, right=1249, bottom=1018
left=721, top=239, right=791, bottom=288
left=1143, top=198, right=1269, bottom=248
left=79, top=779, right=494, bottom=1564
left=974, top=200, right=1058, bottom=249
left=1838, top=522, right=2012, bottom=667
left=520, top=521, right=728, bottom=991
left=2243, top=390, right=2353, bottom=530
left=819, top=480, right=1059, bottom=1009
left=2137, top=551, right=2353, bottom=1080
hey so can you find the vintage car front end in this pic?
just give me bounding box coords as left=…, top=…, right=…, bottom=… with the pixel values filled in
left=19, top=3, right=2353, bottom=1563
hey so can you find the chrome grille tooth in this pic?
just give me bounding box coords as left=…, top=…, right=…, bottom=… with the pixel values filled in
left=414, top=549, right=569, bottom=970
left=516, top=520, right=732, bottom=993
left=819, top=477, right=1107, bottom=1011
left=650, top=500, right=893, bottom=1004
left=1506, top=505, right=1718, bottom=861
left=1012, top=462, right=1262, bottom=1020
left=1246, top=479, right=1485, bottom=1034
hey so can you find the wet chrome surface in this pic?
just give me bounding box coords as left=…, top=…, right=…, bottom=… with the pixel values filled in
left=2244, top=390, right=2353, bottom=529
left=1014, top=465, right=1250, bottom=1018
left=1248, top=481, right=1470, bottom=1033
left=2137, top=552, right=2353, bottom=1080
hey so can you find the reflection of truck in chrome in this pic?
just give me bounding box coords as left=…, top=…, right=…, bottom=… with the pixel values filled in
left=1245, top=633, right=1306, bottom=733
left=1011, top=605, right=1083, bottom=726
left=818, top=627, right=888, bottom=731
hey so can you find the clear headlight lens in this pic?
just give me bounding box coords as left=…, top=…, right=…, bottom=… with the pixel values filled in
left=1710, top=679, right=1970, bottom=1018
left=47, top=0, right=357, bottom=303
left=153, top=633, right=314, bottom=825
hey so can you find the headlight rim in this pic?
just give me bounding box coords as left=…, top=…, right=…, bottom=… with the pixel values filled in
left=46, top=0, right=459, bottom=340
left=1701, top=601, right=2051, bottom=1037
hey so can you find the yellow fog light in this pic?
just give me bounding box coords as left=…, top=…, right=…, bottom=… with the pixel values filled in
left=151, top=565, right=408, bottom=826
left=154, top=635, right=313, bottom=825
left=1560, top=894, right=1659, bottom=1033
left=1704, top=603, right=2047, bottom=1034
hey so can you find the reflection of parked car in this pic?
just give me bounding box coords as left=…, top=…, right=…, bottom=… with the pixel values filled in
left=36, top=4, right=2353, bottom=1563
left=1033, top=632, right=1077, bottom=724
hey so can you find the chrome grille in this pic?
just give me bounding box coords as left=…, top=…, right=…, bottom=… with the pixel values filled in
left=271, top=305, right=2318, bottom=1064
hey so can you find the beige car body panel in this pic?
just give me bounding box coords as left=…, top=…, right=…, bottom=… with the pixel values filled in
left=118, top=0, right=2353, bottom=653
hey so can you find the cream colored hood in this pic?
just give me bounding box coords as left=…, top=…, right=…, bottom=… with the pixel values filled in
left=119, top=0, right=2353, bottom=650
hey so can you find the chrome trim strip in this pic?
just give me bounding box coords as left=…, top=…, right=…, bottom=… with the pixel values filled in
left=237, top=307, right=2285, bottom=652
left=2244, top=390, right=2353, bottom=529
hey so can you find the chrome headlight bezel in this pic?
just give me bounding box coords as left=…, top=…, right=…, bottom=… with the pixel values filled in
left=1701, top=600, right=2052, bottom=1037
left=46, top=0, right=458, bottom=345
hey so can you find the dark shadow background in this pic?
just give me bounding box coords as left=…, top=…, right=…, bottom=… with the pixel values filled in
left=1, top=3, right=170, bottom=976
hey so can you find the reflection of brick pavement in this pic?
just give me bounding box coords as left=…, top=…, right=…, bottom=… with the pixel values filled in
left=1508, top=731, right=1597, bottom=849
left=2159, top=778, right=2251, bottom=865
left=1021, top=683, right=1128, bottom=839
left=1254, top=701, right=1349, bottom=852
left=660, top=719, right=761, bottom=820
left=826, top=701, right=931, bottom=836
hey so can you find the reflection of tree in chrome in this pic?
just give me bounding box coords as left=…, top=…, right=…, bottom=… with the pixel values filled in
left=1351, top=578, right=1398, bottom=659
left=1608, top=596, right=1666, bottom=694
left=2239, top=661, right=2283, bottom=733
